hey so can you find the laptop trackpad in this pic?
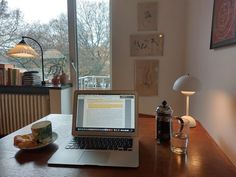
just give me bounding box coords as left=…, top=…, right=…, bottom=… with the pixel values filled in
left=79, top=151, right=110, bottom=164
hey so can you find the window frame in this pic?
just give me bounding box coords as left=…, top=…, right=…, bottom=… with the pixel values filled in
left=68, top=0, right=78, bottom=90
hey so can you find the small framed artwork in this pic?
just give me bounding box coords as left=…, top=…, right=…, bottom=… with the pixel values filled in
left=210, top=0, right=236, bottom=49
left=130, top=33, right=164, bottom=56
left=137, top=2, right=158, bottom=31
left=135, top=59, right=159, bottom=96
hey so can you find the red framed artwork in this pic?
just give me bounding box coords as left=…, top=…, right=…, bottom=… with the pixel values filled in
left=210, top=0, right=236, bottom=49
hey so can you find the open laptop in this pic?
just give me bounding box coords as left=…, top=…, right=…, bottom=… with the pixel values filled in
left=48, top=90, right=139, bottom=167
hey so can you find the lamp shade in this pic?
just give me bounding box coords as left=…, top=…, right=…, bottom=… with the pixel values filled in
left=173, top=74, right=201, bottom=92
left=7, top=39, right=39, bottom=58
left=7, top=36, right=45, bottom=85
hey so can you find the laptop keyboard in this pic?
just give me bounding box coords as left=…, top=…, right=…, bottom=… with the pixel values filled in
left=65, top=137, right=133, bottom=151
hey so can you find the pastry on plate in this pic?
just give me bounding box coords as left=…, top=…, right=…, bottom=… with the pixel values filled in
left=14, top=134, right=38, bottom=149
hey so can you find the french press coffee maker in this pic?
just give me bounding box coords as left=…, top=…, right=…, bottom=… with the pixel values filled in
left=156, top=100, right=173, bottom=144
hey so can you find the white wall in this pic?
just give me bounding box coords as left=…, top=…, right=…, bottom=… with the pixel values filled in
left=112, top=0, right=236, bottom=167
left=112, top=0, right=186, bottom=116
left=185, top=0, right=236, bottom=166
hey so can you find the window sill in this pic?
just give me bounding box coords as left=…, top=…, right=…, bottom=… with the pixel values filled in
left=0, top=83, right=72, bottom=94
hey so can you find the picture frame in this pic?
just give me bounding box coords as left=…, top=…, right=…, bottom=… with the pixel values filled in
left=130, top=33, right=164, bottom=56
left=134, top=59, right=159, bottom=96
left=210, top=0, right=236, bottom=49
left=137, top=2, right=158, bottom=31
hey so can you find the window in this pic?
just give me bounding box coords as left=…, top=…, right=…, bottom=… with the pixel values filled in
left=0, top=0, right=69, bottom=82
left=76, top=0, right=111, bottom=89
left=0, top=0, right=111, bottom=89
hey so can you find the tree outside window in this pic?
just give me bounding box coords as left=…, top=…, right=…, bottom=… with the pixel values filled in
left=0, top=0, right=111, bottom=89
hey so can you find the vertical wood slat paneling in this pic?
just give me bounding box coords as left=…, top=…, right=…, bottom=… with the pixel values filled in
left=0, top=94, right=50, bottom=135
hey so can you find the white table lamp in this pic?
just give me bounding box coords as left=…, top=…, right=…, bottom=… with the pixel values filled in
left=173, top=74, right=201, bottom=128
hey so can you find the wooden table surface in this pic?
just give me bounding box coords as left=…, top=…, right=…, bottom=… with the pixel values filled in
left=0, top=114, right=236, bottom=177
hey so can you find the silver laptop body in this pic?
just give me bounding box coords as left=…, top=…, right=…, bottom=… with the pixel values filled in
left=48, top=90, right=139, bottom=167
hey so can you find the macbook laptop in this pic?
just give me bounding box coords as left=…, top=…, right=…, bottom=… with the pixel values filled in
left=48, top=90, right=139, bottom=167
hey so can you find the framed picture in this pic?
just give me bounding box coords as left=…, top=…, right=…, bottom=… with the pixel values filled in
left=137, top=2, right=158, bottom=31
left=134, top=59, right=159, bottom=96
left=130, top=33, right=164, bottom=56
left=210, top=0, right=236, bottom=49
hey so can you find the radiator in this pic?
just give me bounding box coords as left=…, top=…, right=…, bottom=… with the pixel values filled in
left=0, top=94, right=50, bottom=135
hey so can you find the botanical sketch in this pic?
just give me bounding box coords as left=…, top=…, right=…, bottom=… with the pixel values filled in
left=130, top=33, right=164, bottom=56
left=135, top=60, right=159, bottom=96
left=137, top=2, right=158, bottom=31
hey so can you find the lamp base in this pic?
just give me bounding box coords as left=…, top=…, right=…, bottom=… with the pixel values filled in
left=181, top=115, right=196, bottom=128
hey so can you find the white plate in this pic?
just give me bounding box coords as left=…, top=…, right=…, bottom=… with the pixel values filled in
left=15, top=132, right=58, bottom=150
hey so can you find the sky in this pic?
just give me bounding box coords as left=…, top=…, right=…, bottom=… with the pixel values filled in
left=7, top=0, right=67, bottom=23
left=7, top=0, right=108, bottom=24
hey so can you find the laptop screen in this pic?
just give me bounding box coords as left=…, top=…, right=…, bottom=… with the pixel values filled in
left=75, top=94, right=135, bottom=133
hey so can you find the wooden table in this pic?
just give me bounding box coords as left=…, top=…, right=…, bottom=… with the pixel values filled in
left=0, top=114, right=236, bottom=177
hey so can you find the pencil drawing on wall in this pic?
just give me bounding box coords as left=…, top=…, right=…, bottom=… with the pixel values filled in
left=135, top=59, right=159, bottom=96
left=130, top=33, right=164, bottom=56
left=137, top=2, right=158, bottom=31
